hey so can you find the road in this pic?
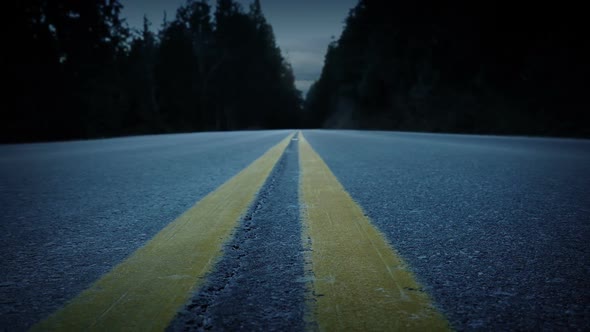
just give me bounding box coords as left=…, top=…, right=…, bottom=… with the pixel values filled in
left=1, top=130, right=588, bottom=331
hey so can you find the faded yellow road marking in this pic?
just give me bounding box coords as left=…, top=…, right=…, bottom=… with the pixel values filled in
left=299, top=132, right=450, bottom=331
left=32, top=133, right=294, bottom=332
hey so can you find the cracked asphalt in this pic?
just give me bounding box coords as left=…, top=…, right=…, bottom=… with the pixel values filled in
left=1, top=129, right=589, bottom=331
left=0, top=131, right=291, bottom=331
left=169, top=137, right=305, bottom=332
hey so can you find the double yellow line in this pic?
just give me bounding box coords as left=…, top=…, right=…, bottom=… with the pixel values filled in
left=299, top=134, right=449, bottom=331
left=32, top=134, right=294, bottom=331
left=33, top=132, right=450, bottom=331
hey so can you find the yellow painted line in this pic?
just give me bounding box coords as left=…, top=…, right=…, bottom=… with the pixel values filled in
left=298, top=132, right=450, bottom=331
left=32, top=132, right=294, bottom=332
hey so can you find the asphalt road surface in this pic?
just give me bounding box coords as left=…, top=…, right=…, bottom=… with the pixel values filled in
left=1, top=130, right=588, bottom=331
left=0, top=130, right=292, bottom=331
left=302, top=130, right=590, bottom=330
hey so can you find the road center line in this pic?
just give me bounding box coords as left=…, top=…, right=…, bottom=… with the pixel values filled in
left=31, top=133, right=294, bottom=332
left=298, top=132, right=450, bottom=331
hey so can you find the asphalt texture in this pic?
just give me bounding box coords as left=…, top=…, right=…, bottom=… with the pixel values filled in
left=303, top=130, right=590, bottom=330
left=0, top=130, right=292, bottom=331
left=169, top=136, right=305, bottom=332
left=1, top=129, right=589, bottom=331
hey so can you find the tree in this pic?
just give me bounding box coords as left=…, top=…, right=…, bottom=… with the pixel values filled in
left=5, top=0, right=130, bottom=142
left=124, top=16, right=160, bottom=133
left=4, top=0, right=304, bottom=143
left=304, top=0, right=589, bottom=137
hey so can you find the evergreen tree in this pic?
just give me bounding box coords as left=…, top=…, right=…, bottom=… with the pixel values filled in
left=125, top=16, right=159, bottom=133
left=305, top=0, right=589, bottom=137
left=4, top=0, right=304, bottom=143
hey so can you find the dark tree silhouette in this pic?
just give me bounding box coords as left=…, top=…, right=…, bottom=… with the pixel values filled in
left=304, top=0, right=589, bottom=137
left=125, top=16, right=160, bottom=133
left=3, top=0, right=303, bottom=143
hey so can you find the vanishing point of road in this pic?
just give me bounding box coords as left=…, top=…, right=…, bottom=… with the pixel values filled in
left=1, top=130, right=588, bottom=331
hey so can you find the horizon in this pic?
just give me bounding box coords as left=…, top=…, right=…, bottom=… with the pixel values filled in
left=120, top=0, right=358, bottom=96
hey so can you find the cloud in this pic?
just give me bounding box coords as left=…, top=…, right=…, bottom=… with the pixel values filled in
left=295, top=80, right=316, bottom=96
left=284, top=50, right=325, bottom=80
left=280, top=35, right=333, bottom=86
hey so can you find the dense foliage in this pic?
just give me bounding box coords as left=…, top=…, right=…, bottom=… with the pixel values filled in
left=5, top=0, right=302, bottom=143
left=7, top=0, right=588, bottom=141
left=304, top=1, right=589, bottom=137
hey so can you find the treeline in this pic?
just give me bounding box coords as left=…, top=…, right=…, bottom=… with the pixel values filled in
left=5, top=0, right=302, bottom=143
left=304, top=1, right=589, bottom=137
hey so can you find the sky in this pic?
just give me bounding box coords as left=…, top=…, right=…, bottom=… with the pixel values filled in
left=120, top=0, right=358, bottom=95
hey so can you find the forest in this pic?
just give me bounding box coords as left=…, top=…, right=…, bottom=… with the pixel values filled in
left=6, top=0, right=302, bottom=143
left=304, top=0, right=589, bottom=137
left=5, top=0, right=588, bottom=143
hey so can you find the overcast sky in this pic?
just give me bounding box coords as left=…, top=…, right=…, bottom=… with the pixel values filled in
left=120, top=0, right=358, bottom=95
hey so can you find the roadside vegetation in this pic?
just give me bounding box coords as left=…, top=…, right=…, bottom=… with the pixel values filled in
left=304, top=0, right=588, bottom=137
left=6, top=0, right=301, bottom=143
left=6, top=0, right=588, bottom=143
